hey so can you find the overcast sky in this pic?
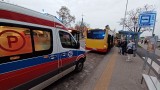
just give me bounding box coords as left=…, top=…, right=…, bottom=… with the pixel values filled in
left=4, top=0, right=160, bottom=37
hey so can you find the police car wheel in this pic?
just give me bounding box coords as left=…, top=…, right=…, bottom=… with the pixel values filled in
left=75, top=61, right=84, bottom=72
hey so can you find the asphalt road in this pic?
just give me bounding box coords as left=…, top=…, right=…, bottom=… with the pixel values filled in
left=44, top=39, right=108, bottom=90
left=44, top=51, right=106, bottom=90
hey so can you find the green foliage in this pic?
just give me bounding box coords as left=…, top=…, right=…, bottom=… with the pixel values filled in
left=137, top=44, right=142, bottom=48
left=140, top=37, right=145, bottom=39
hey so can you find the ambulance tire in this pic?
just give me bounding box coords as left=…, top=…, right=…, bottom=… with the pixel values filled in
left=75, top=59, right=84, bottom=72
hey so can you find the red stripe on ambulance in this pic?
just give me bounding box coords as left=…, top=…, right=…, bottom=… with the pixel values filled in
left=0, top=10, right=67, bottom=30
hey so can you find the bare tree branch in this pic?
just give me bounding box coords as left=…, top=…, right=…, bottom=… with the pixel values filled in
left=119, top=4, right=155, bottom=32
left=57, top=6, right=75, bottom=27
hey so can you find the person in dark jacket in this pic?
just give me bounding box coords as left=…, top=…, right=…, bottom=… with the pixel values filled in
left=121, top=39, right=127, bottom=55
left=118, top=40, right=122, bottom=54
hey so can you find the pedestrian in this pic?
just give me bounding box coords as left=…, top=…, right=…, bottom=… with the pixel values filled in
left=118, top=40, right=122, bottom=54
left=144, top=40, right=146, bottom=44
left=126, top=40, right=134, bottom=61
left=141, top=40, right=143, bottom=44
left=132, top=41, right=136, bottom=57
left=144, top=39, right=148, bottom=44
left=147, top=38, right=155, bottom=53
left=121, top=39, right=127, bottom=55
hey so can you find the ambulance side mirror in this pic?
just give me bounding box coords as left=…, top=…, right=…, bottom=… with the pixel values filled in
left=75, top=42, right=80, bottom=49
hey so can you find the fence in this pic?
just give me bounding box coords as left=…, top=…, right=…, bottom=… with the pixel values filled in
left=137, top=49, right=160, bottom=90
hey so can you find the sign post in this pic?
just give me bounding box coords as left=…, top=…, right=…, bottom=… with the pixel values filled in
left=138, top=11, right=157, bottom=36
left=138, top=11, right=157, bottom=53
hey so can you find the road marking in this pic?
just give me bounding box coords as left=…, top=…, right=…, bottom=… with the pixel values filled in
left=94, top=51, right=117, bottom=90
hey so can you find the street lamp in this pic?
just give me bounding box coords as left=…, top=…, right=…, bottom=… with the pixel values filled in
left=122, top=0, right=128, bottom=31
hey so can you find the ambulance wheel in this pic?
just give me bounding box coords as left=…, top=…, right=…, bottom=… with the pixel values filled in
left=75, top=60, right=84, bottom=72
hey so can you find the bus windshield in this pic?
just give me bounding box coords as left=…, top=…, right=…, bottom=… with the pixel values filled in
left=87, top=29, right=105, bottom=39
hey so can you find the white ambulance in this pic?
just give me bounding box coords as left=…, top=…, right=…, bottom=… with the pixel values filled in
left=0, top=2, right=86, bottom=90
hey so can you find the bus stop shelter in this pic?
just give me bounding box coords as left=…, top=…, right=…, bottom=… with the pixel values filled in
left=119, top=30, right=142, bottom=47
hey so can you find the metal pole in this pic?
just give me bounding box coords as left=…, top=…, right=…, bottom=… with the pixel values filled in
left=122, top=0, right=128, bottom=31
left=152, top=26, right=155, bottom=37
left=152, top=13, right=157, bottom=54
left=152, top=13, right=156, bottom=36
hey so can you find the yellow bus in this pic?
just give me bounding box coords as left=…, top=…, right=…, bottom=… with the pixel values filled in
left=85, top=26, right=114, bottom=53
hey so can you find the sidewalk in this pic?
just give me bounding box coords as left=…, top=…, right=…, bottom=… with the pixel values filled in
left=79, top=47, right=147, bottom=90
left=108, top=48, right=147, bottom=90
left=138, top=43, right=160, bottom=57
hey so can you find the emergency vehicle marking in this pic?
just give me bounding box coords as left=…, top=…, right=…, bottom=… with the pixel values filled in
left=0, top=2, right=86, bottom=89
left=0, top=10, right=67, bottom=30
left=68, top=51, right=73, bottom=57
left=0, top=50, right=85, bottom=74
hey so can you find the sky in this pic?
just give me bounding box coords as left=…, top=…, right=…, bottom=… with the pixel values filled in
left=2, top=0, right=160, bottom=37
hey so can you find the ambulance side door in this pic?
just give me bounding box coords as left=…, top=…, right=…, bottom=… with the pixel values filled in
left=58, top=30, right=78, bottom=70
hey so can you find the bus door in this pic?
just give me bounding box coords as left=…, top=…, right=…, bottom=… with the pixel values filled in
left=108, top=35, right=111, bottom=49
left=58, top=30, right=78, bottom=70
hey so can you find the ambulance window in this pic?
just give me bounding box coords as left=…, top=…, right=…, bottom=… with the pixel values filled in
left=59, top=31, right=76, bottom=49
left=33, top=30, right=51, bottom=51
left=0, top=26, right=32, bottom=57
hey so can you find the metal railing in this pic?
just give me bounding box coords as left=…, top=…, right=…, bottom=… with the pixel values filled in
left=137, top=48, right=160, bottom=90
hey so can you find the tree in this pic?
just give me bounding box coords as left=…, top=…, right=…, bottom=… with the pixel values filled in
left=57, top=6, right=75, bottom=27
left=119, top=4, right=155, bottom=32
left=75, top=21, right=90, bottom=37
left=75, top=21, right=90, bottom=29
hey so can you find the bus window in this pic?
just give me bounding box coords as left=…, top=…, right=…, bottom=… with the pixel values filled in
left=33, top=30, right=51, bottom=51
left=87, top=29, right=105, bottom=39
left=0, top=26, right=32, bottom=57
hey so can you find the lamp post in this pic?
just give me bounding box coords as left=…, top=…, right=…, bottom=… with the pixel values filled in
left=122, top=0, right=128, bottom=31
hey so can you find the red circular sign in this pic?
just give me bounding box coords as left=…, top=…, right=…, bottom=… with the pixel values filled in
left=0, top=30, right=26, bottom=52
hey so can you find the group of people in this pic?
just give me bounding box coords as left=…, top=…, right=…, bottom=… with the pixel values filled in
left=118, top=39, right=136, bottom=61
left=141, top=39, right=148, bottom=44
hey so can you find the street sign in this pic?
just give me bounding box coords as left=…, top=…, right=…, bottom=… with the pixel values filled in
left=138, top=11, right=156, bottom=27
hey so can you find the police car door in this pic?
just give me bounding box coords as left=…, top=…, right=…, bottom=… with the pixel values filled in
left=58, top=30, right=78, bottom=70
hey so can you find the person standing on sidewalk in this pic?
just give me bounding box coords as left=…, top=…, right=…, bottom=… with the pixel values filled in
left=148, top=36, right=157, bottom=53
left=141, top=40, right=143, bottom=44
left=118, top=40, right=122, bottom=54
left=126, top=40, right=134, bottom=61
left=121, top=39, right=127, bottom=55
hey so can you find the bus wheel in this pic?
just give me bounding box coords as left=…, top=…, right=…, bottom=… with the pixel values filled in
left=75, top=60, right=84, bottom=72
